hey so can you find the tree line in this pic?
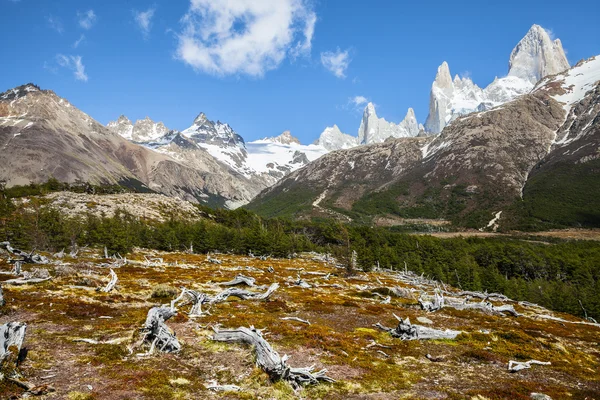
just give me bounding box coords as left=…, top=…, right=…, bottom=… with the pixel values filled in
left=0, top=182, right=599, bottom=320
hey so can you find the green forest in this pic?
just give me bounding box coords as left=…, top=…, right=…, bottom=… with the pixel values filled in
left=1, top=181, right=599, bottom=321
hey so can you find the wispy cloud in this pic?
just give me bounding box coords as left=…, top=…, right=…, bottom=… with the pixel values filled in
left=73, top=34, right=85, bottom=48
left=77, top=10, right=96, bottom=30
left=56, top=54, right=88, bottom=82
left=176, top=0, right=317, bottom=77
left=134, top=7, right=156, bottom=38
left=46, top=15, right=64, bottom=34
left=320, top=48, right=351, bottom=78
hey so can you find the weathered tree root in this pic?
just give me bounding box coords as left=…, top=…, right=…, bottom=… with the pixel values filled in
left=508, top=359, right=551, bottom=372
left=212, top=326, right=334, bottom=389
left=171, top=284, right=279, bottom=316
left=375, top=314, right=462, bottom=340
left=0, top=242, right=48, bottom=264
left=140, top=307, right=181, bottom=354
left=171, top=288, right=211, bottom=317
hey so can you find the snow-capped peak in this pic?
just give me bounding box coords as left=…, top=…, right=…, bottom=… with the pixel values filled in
left=314, top=125, right=358, bottom=151
left=262, top=130, right=301, bottom=145
left=508, top=24, right=570, bottom=84
left=107, top=115, right=169, bottom=142
left=424, top=25, right=570, bottom=134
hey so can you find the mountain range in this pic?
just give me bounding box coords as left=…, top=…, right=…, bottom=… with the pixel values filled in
left=1, top=24, right=598, bottom=230
left=247, top=54, right=600, bottom=230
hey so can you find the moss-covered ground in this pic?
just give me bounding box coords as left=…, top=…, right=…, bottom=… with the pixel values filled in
left=1, top=250, right=599, bottom=399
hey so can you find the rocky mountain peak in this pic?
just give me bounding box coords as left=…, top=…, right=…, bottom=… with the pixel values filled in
left=1, top=83, right=41, bottom=101
left=508, top=24, right=570, bottom=84
left=434, top=62, right=453, bottom=89
left=193, top=112, right=208, bottom=125
left=266, top=130, right=301, bottom=145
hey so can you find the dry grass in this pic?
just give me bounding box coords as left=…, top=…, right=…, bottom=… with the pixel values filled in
left=0, top=250, right=599, bottom=399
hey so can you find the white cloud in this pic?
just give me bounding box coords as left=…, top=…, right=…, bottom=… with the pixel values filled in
left=78, top=10, right=96, bottom=30
left=134, top=7, right=156, bottom=37
left=73, top=34, right=85, bottom=48
left=176, top=0, right=316, bottom=77
left=320, top=48, right=350, bottom=78
left=46, top=15, right=64, bottom=34
left=350, top=96, right=368, bottom=107
left=56, top=54, right=88, bottom=82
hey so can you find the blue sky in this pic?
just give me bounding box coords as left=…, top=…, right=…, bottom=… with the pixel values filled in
left=1, top=0, right=599, bottom=143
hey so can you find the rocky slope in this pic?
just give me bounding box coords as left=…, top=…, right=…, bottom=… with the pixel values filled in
left=0, top=84, right=257, bottom=207
left=247, top=56, right=600, bottom=229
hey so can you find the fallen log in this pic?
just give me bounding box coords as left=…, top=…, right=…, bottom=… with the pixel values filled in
left=0, top=322, right=27, bottom=364
left=508, top=359, right=551, bottom=373
left=212, top=326, right=334, bottom=388
left=2, top=277, right=52, bottom=285
left=211, top=283, right=279, bottom=304
left=419, top=291, right=519, bottom=317
left=375, top=314, right=461, bottom=340
left=140, top=307, right=181, bottom=354
left=220, top=274, right=256, bottom=287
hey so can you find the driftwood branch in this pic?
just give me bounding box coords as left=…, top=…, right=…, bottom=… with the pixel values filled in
left=281, top=317, right=311, bottom=325
left=140, top=307, right=181, bottom=354
left=508, top=359, right=551, bottom=372
left=211, top=283, right=279, bottom=304
left=0, top=242, right=48, bottom=264
left=212, top=326, right=334, bottom=388
left=220, top=274, right=256, bottom=287
left=375, top=314, right=461, bottom=340
left=98, top=269, right=118, bottom=293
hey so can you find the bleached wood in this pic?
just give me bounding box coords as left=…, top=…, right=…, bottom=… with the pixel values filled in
left=508, top=359, right=551, bottom=372
left=140, top=307, right=181, bottom=353
left=375, top=315, right=461, bottom=340
left=220, top=274, right=256, bottom=287
left=99, top=269, right=118, bottom=293
left=0, top=322, right=27, bottom=364
left=212, top=326, right=334, bottom=388
left=281, top=317, right=311, bottom=325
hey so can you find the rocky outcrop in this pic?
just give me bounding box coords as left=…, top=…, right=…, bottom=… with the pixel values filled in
left=107, top=115, right=170, bottom=143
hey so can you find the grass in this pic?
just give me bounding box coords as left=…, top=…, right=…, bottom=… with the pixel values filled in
left=0, top=249, right=599, bottom=399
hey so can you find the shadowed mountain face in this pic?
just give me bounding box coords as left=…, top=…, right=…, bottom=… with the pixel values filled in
left=0, top=84, right=256, bottom=207
left=247, top=57, right=600, bottom=229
